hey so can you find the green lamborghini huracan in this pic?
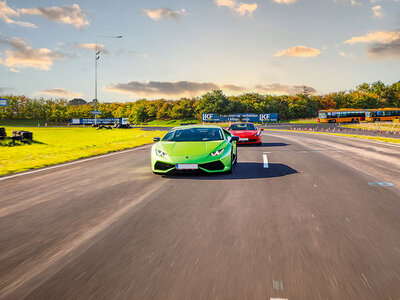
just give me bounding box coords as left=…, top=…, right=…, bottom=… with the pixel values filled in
left=151, top=125, right=238, bottom=174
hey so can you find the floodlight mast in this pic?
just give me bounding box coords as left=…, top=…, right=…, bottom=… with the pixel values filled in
left=93, top=35, right=123, bottom=125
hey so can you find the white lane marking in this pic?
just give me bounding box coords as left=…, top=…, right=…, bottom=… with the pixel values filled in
left=368, top=182, right=394, bottom=187
left=263, top=154, right=269, bottom=168
left=263, top=151, right=271, bottom=153
left=271, top=298, right=288, bottom=300
left=0, top=179, right=168, bottom=298
left=0, top=145, right=152, bottom=181
left=272, top=280, right=284, bottom=291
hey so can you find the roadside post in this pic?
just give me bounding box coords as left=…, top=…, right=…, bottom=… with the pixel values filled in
left=91, top=110, right=102, bottom=116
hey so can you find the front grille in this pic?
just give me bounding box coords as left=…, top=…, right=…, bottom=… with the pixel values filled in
left=154, top=161, right=175, bottom=171
left=249, top=139, right=258, bottom=142
left=200, top=161, right=225, bottom=171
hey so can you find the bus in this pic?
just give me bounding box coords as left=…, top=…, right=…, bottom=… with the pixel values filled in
left=365, top=108, right=400, bottom=122
left=318, top=109, right=365, bottom=123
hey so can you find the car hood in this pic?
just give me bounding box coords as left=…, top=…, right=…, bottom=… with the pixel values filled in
left=230, top=130, right=258, bottom=137
left=160, top=140, right=226, bottom=156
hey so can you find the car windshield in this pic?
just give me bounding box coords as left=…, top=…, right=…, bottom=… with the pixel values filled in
left=229, top=123, right=256, bottom=131
left=163, top=128, right=224, bottom=142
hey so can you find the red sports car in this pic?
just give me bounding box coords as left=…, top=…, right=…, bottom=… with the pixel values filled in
left=228, top=123, right=263, bottom=145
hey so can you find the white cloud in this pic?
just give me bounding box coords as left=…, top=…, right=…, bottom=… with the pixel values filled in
left=235, top=3, right=258, bottom=15
left=0, top=38, right=66, bottom=71
left=35, top=88, right=82, bottom=98
left=19, top=4, right=89, bottom=29
left=344, top=30, right=400, bottom=44
left=372, top=5, right=384, bottom=18
left=274, top=46, right=321, bottom=57
left=215, top=0, right=237, bottom=6
left=143, top=8, right=186, bottom=20
left=215, top=0, right=258, bottom=16
left=272, top=0, right=298, bottom=4
left=344, top=30, right=400, bottom=59
left=0, top=1, right=36, bottom=28
left=74, top=43, right=108, bottom=54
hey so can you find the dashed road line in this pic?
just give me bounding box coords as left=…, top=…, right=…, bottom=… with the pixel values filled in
left=263, top=154, right=269, bottom=168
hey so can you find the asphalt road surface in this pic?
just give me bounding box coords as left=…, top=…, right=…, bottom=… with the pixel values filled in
left=1, top=131, right=400, bottom=299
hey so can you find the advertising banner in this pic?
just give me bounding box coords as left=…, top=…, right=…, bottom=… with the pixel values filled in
left=71, top=118, right=128, bottom=125
left=202, top=113, right=278, bottom=122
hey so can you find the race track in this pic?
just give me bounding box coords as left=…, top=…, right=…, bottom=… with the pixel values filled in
left=1, top=131, right=400, bottom=299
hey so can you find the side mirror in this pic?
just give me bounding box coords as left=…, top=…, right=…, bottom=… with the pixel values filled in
left=153, top=137, right=160, bottom=142
left=231, top=136, right=239, bottom=142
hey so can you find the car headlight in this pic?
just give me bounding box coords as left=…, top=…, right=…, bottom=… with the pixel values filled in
left=156, top=149, right=168, bottom=158
left=210, top=149, right=224, bottom=156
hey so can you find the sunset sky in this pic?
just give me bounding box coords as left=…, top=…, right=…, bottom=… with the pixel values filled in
left=1, top=0, right=400, bottom=102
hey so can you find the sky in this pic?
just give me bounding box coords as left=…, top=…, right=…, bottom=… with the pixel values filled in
left=0, top=0, right=400, bottom=102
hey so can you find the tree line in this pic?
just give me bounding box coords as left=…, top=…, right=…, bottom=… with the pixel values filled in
left=1, top=81, right=399, bottom=123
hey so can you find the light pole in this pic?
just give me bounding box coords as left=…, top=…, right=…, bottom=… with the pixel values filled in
left=94, top=35, right=123, bottom=124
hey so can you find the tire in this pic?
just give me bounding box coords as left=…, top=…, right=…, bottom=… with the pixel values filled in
left=234, top=149, right=238, bottom=164
left=226, top=151, right=234, bottom=174
left=377, top=118, right=381, bottom=121
left=356, top=118, right=359, bottom=123
left=332, top=119, right=336, bottom=123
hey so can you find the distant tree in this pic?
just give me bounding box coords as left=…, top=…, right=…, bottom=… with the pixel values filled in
left=69, top=98, right=87, bottom=106
left=196, top=90, right=232, bottom=116
left=300, top=86, right=316, bottom=96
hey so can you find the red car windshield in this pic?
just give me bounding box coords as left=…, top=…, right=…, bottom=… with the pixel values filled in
left=229, top=123, right=257, bottom=131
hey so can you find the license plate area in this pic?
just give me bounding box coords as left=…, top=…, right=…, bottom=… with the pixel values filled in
left=239, top=138, right=249, bottom=142
left=176, top=164, right=199, bottom=170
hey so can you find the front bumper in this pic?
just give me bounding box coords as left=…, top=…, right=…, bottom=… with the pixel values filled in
left=152, top=152, right=232, bottom=174
left=237, top=137, right=262, bottom=144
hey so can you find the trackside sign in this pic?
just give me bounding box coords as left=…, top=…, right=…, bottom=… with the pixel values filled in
left=0, top=99, right=7, bottom=106
left=202, top=113, right=278, bottom=122
left=70, top=118, right=128, bottom=125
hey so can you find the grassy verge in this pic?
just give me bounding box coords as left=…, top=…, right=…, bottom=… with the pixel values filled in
left=342, top=122, right=400, bottom=131
left=288, top=118, right=318, bottom=124
left=0, top=127, right=166, bottom=176
left=264, top=128, right=400, bottom=144
left=0, top=119, right=66, bottom=127
left=142, top=119, right=200, bottom=126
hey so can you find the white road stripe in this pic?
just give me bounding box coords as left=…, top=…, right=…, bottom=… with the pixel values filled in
left=270, top=298, right=288, bottom=300
left=0, top=144, right=152, bottom=181
left=263, top=154, right=269, bottom=168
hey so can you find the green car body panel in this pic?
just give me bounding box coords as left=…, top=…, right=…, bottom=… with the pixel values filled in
left=151, top=125, right=237, bottom=174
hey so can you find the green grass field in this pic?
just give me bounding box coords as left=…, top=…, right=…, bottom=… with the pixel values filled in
left=288, top=118, right=318, bottom=124
left=0, top=127, right=166, bottom=176
left=0, top=119, right=67, bottom=127
left=144, top=119, right=200, bottom=126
